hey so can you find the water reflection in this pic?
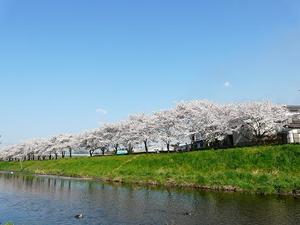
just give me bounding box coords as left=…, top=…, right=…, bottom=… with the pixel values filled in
left=0, top=173, right=299, bottom=225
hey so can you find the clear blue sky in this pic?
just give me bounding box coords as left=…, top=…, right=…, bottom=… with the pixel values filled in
left=1, top=0, right=300, bottom=145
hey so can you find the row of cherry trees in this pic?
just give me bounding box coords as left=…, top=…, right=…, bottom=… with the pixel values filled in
left=0, top=100, right=289, bottom=161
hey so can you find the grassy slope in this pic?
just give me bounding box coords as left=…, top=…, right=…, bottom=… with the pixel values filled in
left=0, top=145, right=299, bottom=194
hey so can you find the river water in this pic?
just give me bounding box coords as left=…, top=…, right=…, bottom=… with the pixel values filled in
left=0, top=173, right=299, bottom=225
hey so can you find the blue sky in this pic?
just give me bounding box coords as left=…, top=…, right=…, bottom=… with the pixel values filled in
left=0, top=0, right=300, bottom=145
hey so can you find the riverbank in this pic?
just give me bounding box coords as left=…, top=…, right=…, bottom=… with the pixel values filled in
left=0, top=144, right=299, bottom=195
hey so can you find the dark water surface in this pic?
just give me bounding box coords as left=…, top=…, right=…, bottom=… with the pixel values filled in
left=0, top=173, right=299, bottom=225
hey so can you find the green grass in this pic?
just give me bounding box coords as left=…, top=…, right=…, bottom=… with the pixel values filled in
left=0, top=144, right=299, bottom=195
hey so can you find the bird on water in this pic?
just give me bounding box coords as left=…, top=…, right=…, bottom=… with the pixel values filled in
left=74, top=214, right=83, bottom=219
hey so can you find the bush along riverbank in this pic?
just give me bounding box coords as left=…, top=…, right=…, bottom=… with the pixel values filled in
left=0, top=144, right=299, bottom=195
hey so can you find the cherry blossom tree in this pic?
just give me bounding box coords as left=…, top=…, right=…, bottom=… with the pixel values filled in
left=0, top=100, right=290, bottom=160
left=230, top=101, right=289, bottom=144
left=174, top=100, right=227, bottom=148
left=54, top=134, right=80, bottom=158
left=118, top=120, right=139, bottom=154
left=101, top=123, right=122, bottom=154
left=154, top=109, right=183, bottom=152
left=32, top=139, right=49, bottom=160
left=127, top=113, right=157, bottom=153
left=80, top=128, right=110, bottom=156
left=0, top=145, right=20, bottom=161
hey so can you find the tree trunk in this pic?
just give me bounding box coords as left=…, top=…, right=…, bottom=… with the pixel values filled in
left=68, top=147, right=72, bottom=158
left=101, top=147, right=105, bottom=155
left=114, top=144, right=119, bottom=155
left=55, top=153, right=58, bottom=160
left=49, top=154, right=52, bottom=160
left=144, top=140, right=148, bottom=153
left=167, top=142, right=170, bottom=153
left=61, top=151, right=65, bottom=158
left=89, top=150, right=93, bottom=157
left=128, top=144, right=133, bottom=154
left=190, top=134, right=195, bottom=151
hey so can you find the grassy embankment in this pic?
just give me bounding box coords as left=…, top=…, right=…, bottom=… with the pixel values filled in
left=0, top=144, right=299, bottom=195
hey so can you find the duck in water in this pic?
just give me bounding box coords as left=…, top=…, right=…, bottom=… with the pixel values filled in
left=74, top=213, right=83, bottom=219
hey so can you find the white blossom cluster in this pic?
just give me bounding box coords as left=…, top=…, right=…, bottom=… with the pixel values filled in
left=0, top=100, right=289, bottom=161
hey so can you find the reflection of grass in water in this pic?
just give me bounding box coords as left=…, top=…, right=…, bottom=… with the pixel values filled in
left=5, top=222, right=13, bottom=225
left=0, top=144, right=299, bottom=195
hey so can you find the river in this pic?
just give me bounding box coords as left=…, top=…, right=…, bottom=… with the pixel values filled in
left=0, top=173, right=299, bottom=225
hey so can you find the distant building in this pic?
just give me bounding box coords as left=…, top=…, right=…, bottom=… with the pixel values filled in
left=280, top=105, right=300, bottom=144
